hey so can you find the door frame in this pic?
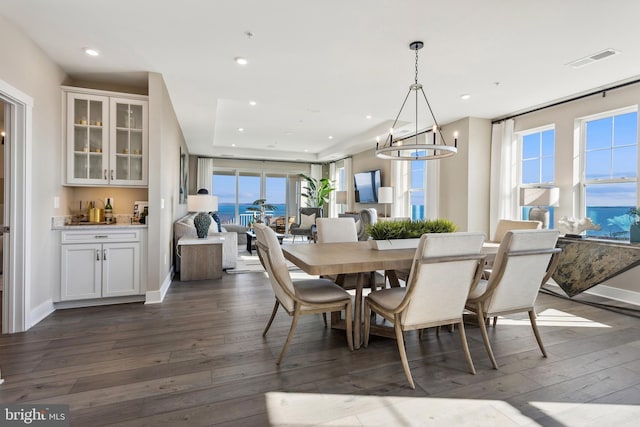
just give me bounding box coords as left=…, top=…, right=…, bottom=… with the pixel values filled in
left=1, top=78, right=32, bottom=334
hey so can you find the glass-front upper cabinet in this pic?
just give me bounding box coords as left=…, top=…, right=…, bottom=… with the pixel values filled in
left=64, top=87, right=148, bottom=187
left=110, top=98, right=148, bottom=186
left=67, top=93, right=109, bottom=185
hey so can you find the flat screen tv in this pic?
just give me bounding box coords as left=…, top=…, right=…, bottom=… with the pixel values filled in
left=354, top=169, right=381, bottom=203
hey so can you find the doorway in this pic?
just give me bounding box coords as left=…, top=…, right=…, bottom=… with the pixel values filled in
left=0, top=78, right=31, bottom=334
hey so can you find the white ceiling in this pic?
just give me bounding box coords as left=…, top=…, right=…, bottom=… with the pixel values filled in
left=3, top=0, right=640, bottom=162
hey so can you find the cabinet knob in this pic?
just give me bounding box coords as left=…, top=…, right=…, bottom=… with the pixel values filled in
left=103, top=169, right=107, bottom=180
left=96, top=249, right=100, bottom=261
left=103, top=249, right=107, bottom=261
left=110, top=169, right=114, bottom=180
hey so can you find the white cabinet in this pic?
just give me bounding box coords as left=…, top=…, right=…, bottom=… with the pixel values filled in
left=64, top=87, right=148, bottom=186
left=60, top=229, right=141, bottom=301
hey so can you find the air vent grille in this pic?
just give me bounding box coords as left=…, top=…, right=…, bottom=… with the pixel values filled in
left=568, top=49, right=620, bottom=68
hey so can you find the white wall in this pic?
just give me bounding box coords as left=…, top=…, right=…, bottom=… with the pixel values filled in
left=0, top=15, right=69, bottom=316
left=147, top=72, right=188, bottom=296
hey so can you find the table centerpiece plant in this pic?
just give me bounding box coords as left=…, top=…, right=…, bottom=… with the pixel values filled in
left=629, top=207, right=640, bottom=243
left=366, top=218, right=458, bottom=250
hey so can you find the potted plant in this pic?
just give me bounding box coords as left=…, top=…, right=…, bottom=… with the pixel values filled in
left=300, top=174, right=335, bottom=209
left=366, top=218, right=458, bottom=250
left=246, top=199, right=276, bottom=223
left=629, top=207, right=640, bottom=243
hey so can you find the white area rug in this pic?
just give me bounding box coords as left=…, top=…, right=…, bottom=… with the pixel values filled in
left=226, top=253, right=300, bottom=274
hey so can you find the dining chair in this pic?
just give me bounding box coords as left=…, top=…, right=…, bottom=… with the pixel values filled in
left=316, top=217, right=359, bottom=243
left=483, top=219, right=543, bottom=278
left=465, top=229, right=560, bottom=369
left=363, top=232, right=486, bottom=389
left=253, top=224, right=353, bottom=364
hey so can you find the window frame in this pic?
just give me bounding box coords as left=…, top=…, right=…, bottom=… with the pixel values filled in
left=578, top=106, right=638, bottom=220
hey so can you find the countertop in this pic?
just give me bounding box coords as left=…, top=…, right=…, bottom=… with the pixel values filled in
left=52, top=223, right=148, bottom=231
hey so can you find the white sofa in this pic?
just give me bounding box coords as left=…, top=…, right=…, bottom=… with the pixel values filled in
left=174, top=213, right=238, bottom=270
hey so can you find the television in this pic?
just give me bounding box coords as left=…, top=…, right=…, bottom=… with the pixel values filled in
left=354, top=169, right=381, bottom=203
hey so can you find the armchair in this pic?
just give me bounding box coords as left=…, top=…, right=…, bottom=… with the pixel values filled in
left=290, top=207, right=322, bottom=242
left=357, top=208, right=378, bottom=241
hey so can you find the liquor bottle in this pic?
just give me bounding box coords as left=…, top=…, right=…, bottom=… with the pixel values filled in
left=105, top=198, right=113, bottom=224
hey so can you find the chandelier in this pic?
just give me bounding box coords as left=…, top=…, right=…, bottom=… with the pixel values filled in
left=375, top=41, right=458, bottom=161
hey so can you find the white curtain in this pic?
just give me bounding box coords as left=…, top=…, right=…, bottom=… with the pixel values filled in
left=329, top=161, right=337, bottom=217
left=197, top=157, right=214, bottom=194
left=489, top=119, right=518, bottom=239
left=390, top=160, right=406, bottom=218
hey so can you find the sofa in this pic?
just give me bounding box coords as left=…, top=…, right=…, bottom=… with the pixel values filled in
left=174, top=213, right=238, bottom=271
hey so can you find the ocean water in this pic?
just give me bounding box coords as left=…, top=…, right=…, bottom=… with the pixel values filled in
left=584, top=206, right=635, bottom=238
left=217, top=203, right=287, bottom=224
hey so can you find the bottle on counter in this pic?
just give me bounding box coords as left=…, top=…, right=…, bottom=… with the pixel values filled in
left=105, top=198, right=113, bottom=224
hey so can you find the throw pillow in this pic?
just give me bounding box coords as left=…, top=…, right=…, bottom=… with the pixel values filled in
left=299, top=213, right=316, bottom=230
left=211, top=212, right=222, bottom=232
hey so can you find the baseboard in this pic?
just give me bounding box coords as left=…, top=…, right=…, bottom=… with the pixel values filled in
left=28, top=298, right=55, bottom=329
left=145, top=267, right=174, bottom=304
left=545, top=282, right=640, bottom=307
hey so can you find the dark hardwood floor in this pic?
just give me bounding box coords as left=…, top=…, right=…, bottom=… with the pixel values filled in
left=1, top=271, right=639, bottom=426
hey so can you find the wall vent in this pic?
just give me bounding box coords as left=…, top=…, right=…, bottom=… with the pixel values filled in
left=567, top=49, right=620, bottom=68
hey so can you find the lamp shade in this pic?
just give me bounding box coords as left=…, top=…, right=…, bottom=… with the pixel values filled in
left=378, top=187, right=393, bottom=204
left=519, top=186, right=559, bottom=207
left=187, top=194, right=218, bottom=212
left=335, top=191, right=347, bottom=204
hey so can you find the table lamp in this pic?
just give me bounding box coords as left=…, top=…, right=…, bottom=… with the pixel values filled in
left=187, top=194, right=218, bottom=238
left=378, top=187, right=393, bottom=219
left=519, top=186, right=559, bottom=229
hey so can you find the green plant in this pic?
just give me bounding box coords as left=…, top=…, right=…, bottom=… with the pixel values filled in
left=300, top=174, right=335, bottom=208
left=366, top=218, right=457, bottom=240
left=246, top=199, right=276, bottom=222
left=629, top=207, right=640, bottom=225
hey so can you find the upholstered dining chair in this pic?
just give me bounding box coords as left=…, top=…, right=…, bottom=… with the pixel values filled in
left=316, top=217, right=359, bottom=243
left=483, top=219, right=543, bottom=277
left=466, top=229, right=560, bottom=369
left=253, top=224, right=353, bottom=364
left=363, top=232, right=486, bottom=389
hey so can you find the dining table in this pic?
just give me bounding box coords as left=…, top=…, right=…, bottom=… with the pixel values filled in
left=282, top=240, right=500, bottom=349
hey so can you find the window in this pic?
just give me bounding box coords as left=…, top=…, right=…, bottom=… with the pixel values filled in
left=519, top=127, right=555, bottom=226
left=581, top=108, right=638, bottom=238
left=409, top=155, right=426, bottom=220
left=212, top=171, right=237, bottom=224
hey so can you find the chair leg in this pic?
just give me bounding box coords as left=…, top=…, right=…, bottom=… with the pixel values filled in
left=322, top=312, right=327, bottom=327
left=277, top=305, right=301, bottom=365
left=476, top=304, right=498, bottom=369
left=493, top=316, right=498, bottom=327
left=528, top=310, right=547, bottom=357
left=394, top=319, right=415, bottom=389
left=263, top=301, right=279, bottom=336
left=345, top=301, right=354, bottom=351
left=456, top=321, right=476, bottom=375
left=363, top=300, right=371, bottom=348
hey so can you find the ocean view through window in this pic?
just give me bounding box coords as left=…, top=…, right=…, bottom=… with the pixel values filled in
left=582, top=109, right=638, bottom=239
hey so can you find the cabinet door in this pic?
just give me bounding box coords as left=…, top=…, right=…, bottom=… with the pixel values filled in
left=66, top=93, right=109, bottom=185
left=102, top=242, right=140, bottom=297
left=109, top=97, right=148, bottom=186
left=61, top=243, right=102, bottom=300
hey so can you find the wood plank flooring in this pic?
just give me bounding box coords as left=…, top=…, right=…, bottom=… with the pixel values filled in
left=1, top=271, right=639, bottom=426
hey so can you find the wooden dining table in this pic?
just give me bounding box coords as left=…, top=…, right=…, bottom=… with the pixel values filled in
left=282, top=241, right=414, bottom=348
left=282, top=240, right=499, bottom=349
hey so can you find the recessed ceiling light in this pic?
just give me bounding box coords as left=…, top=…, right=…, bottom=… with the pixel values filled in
left=238, top=128, right=244, bottom=132
left=83, top=47, right=99, bottom=57
left=460, top=94, right=471, bottom=100
left=231, top=143, right=236, bottom=147
left=304, top=149, right=309, bottom=152
left=366, top=115, right=372, bottom=119
left=249, top=101, right=257, bottom=106
left=328, top=136, right=333, bottom=140
left=235, top=57, right=248, bottom=65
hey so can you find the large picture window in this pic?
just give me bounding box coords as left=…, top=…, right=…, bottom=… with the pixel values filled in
left=409, top=154, right=426, bottom=220
left=581, top=108, right=638, bottom=238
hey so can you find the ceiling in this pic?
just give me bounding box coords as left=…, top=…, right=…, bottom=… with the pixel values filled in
left=3, top=1, right=640, bottom=163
